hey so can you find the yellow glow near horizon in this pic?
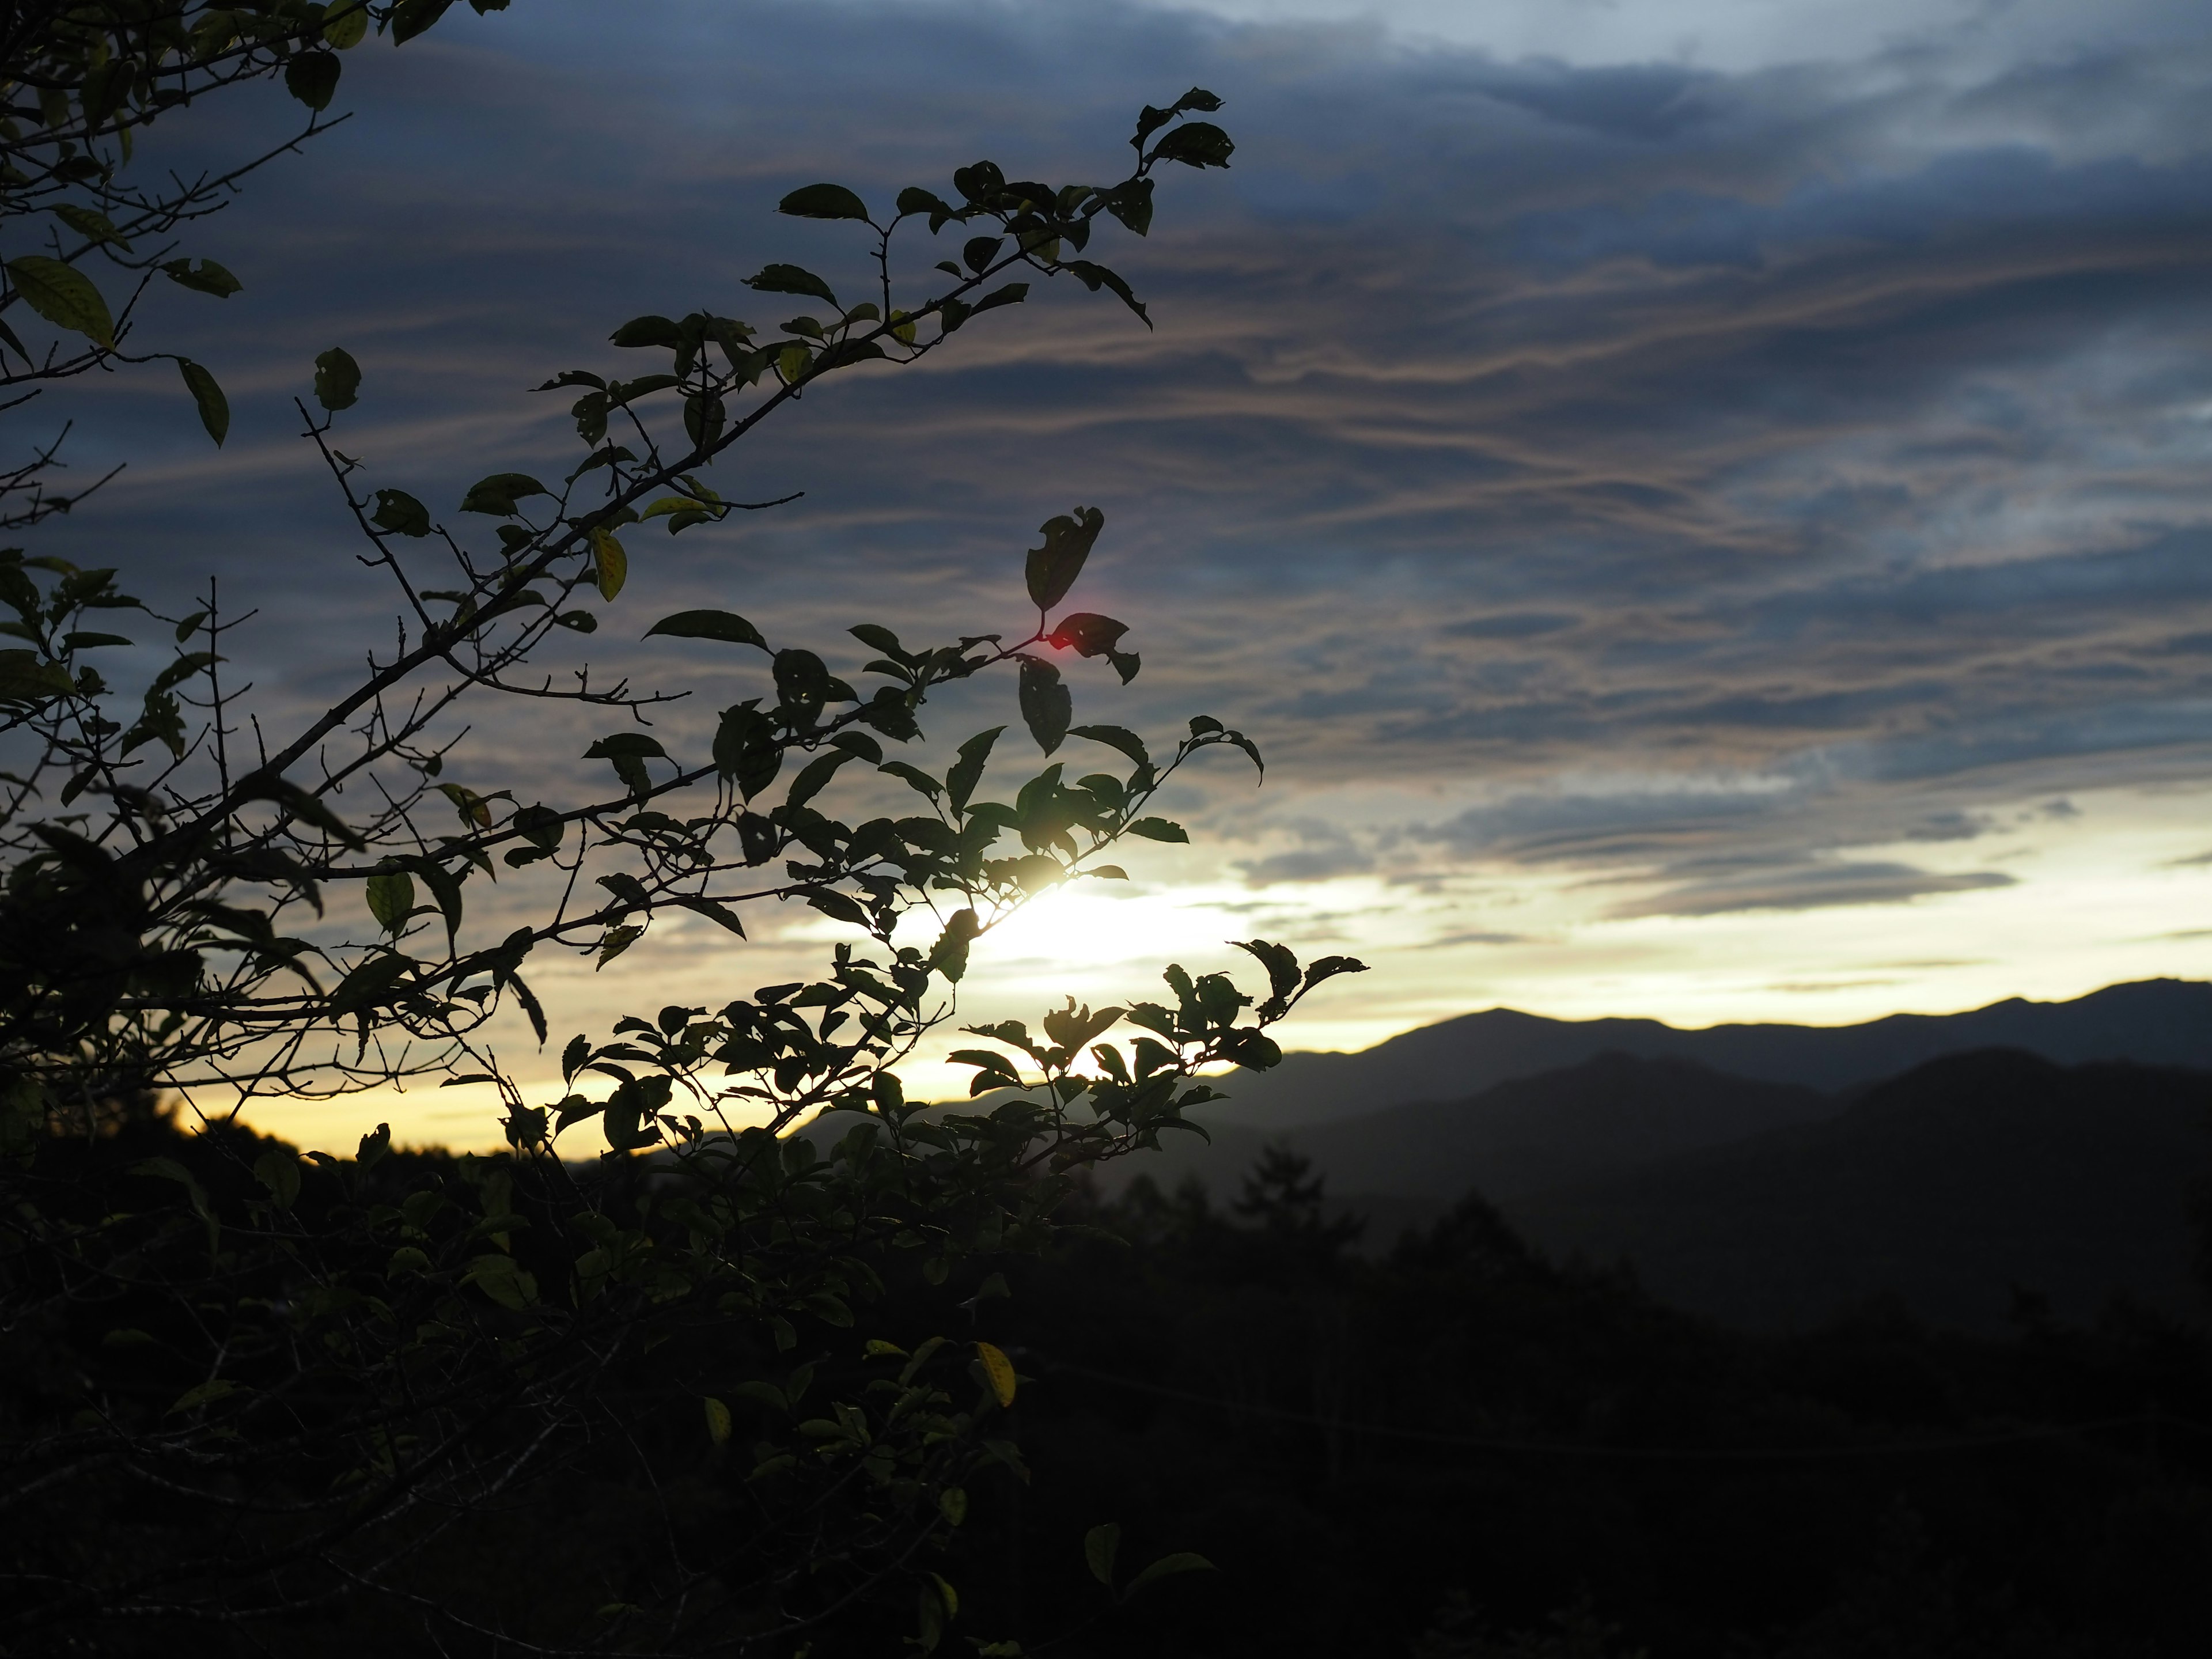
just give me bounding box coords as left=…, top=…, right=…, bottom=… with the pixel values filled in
left=229, top=780, right=2212, bottom=1154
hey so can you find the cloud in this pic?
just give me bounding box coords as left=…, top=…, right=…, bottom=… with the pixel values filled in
left=22, top=0, right=2212, bottom=964
left=1612, top=861, right=2017, bottom=918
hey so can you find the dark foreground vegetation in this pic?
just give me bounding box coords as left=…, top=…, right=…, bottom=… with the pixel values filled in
left=999, top=1154, right=2212, bottom=1658
left=11, top=1101, right=2211, bottom=1658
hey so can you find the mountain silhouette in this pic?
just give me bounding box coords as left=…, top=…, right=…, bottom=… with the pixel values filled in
left=1510, top=1049, right=2212, bottom=1331
left=1097, top=1050, right=1838, bottom=1213
left=1205, top=976, right=2212, bottom=1128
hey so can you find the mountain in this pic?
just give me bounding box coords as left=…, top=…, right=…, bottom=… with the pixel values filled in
left=1203, top=977, right=2212, bottom=1128
left=1508, top=1050, right=2212, bottom=1331
left=1097, top=1051, right=1838, bottom=1212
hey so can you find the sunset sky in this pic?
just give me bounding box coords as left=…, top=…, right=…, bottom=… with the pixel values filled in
left=34, top=0, right=2212, bottom=1148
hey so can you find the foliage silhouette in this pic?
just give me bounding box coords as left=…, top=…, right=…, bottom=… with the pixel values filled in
left=0, top=33, right=1367, bottom=1656
left=984, top=1160, right=2212, bottom=1657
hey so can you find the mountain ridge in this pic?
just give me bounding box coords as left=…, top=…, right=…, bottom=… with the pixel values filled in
left=1509, top=1048, right=2212, bottom=1330
left=1207, top=976, right=2212, bottom=1128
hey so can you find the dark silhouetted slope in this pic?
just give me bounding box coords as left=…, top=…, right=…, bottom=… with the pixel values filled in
left=1096, top=1051, right=1836, bottom=1215
left=1509, top=1050, right=2212, bottom=1331
left=1206, top=977, right=2212, bottom=1128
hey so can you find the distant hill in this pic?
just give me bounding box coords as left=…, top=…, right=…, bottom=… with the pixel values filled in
left=1096, top=1050, right=1837, bottom=1211
left=1509, top=1050, right=2212, bottom=1331
left=1203, top=978, right=2212, bottom=1128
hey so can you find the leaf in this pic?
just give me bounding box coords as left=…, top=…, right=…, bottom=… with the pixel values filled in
left=1018, top=658, right=1070, bottom=756
left=1025, top=507, right=1104, bottom=612
left=52, top=204, right=131, bottom=250
left=1104, top=178, right=1155, bottom=237
left=975, top=1340, right=1017, bottom=1407
left=324, top=2, right=372, bottom=48
left=1124, top=1552, right=1216, bottom=1596
left=1221, top=1029, right=1282, bottom=1070
left=176, top=359, right=228, bottom=446
left=416, top=861, right=465, bottom=944
left=285, top=50, right=342, bottom=111
left=1066, top=260, right=1150, bottom=327
left=166, top=1379, right=240, bottom=1416
left=645, top=609, right=766, bottom=649
left=253, top=1150, right=301, bottom=1210
left=313, top=346, right=361, bottom=411
left=785, top=748, right=853, bottom=809
left=929, top=907, right=981, bottom=983
left=946, top=726, right=1003, bottom=814
left=670, top=895, right=747, bottom=937
left=391, top=0, right=457, bottom=44
left=436, top=781, right=495, bottom=829
left=1231, top=939, right=1301, bottom=1005
left=879, top=760, right=942, bottom=801
left=1126, top=817, right=1187, bottom=843
left=1149, top=121, right=1235, bottom=169
left=590, top=528, right=627, bottom=601
left=460, top=473, right=548, bottom=517
left=160, top=258, right=243, bottom=298
left=805, top=889, right=869, bottom=926
left=365, top=868, right=415, bottom=934
left=328, top=952, right=414, bottom=1017
left=704, top=1396, right=733, bottom=1448
left=940, top=1487, right=969, bottom=1526
left=463, top=1252, right=539, bottom=1310
left=372, top=489, right=431, bottom=537
left=714, top=704, right=781, bottom=798
left=239, top=775, right=366, bottom=848
left=779, top=183, right=871, bottom=221
left=611, top=314, right=683, bottom=348
left=1085, top=1523, right=1121, bottom=1587
left=7, top=257, right=113, bottom=349
left=1301, top=955, right=1369, bottom=995
left=584, top=732, right=666, bottom=798
left=1068, top=725, right=1148, bottom=766
left=509, top=971, right=549, bottom=1044
left=745, top=263, right=839, bottom=306
left=0, top=650, right=76, bottom=707
left=1049, top=612, right=1128, bottom=657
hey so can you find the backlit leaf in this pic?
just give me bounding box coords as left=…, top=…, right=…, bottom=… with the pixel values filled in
left=1124, top=1552, right=1216, bottom=1596
left=976, top=1340, right=1017, bottom=1407
left=365, top=868, right=415, bottom=934
left=590, top=528, right=627, bottom=601
left=1085, top=1522, right=1121, bottom=1587
left=7, top=257, right=113, bottom=349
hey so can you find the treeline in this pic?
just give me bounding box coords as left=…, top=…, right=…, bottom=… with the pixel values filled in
left=10, top=1109, right=2211, bottom=1657
left=976, top=1148, right=2212, bottom=1658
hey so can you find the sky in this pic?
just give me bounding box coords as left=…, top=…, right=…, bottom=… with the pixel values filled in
left=24, top=0, right=2212, bottom=1147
